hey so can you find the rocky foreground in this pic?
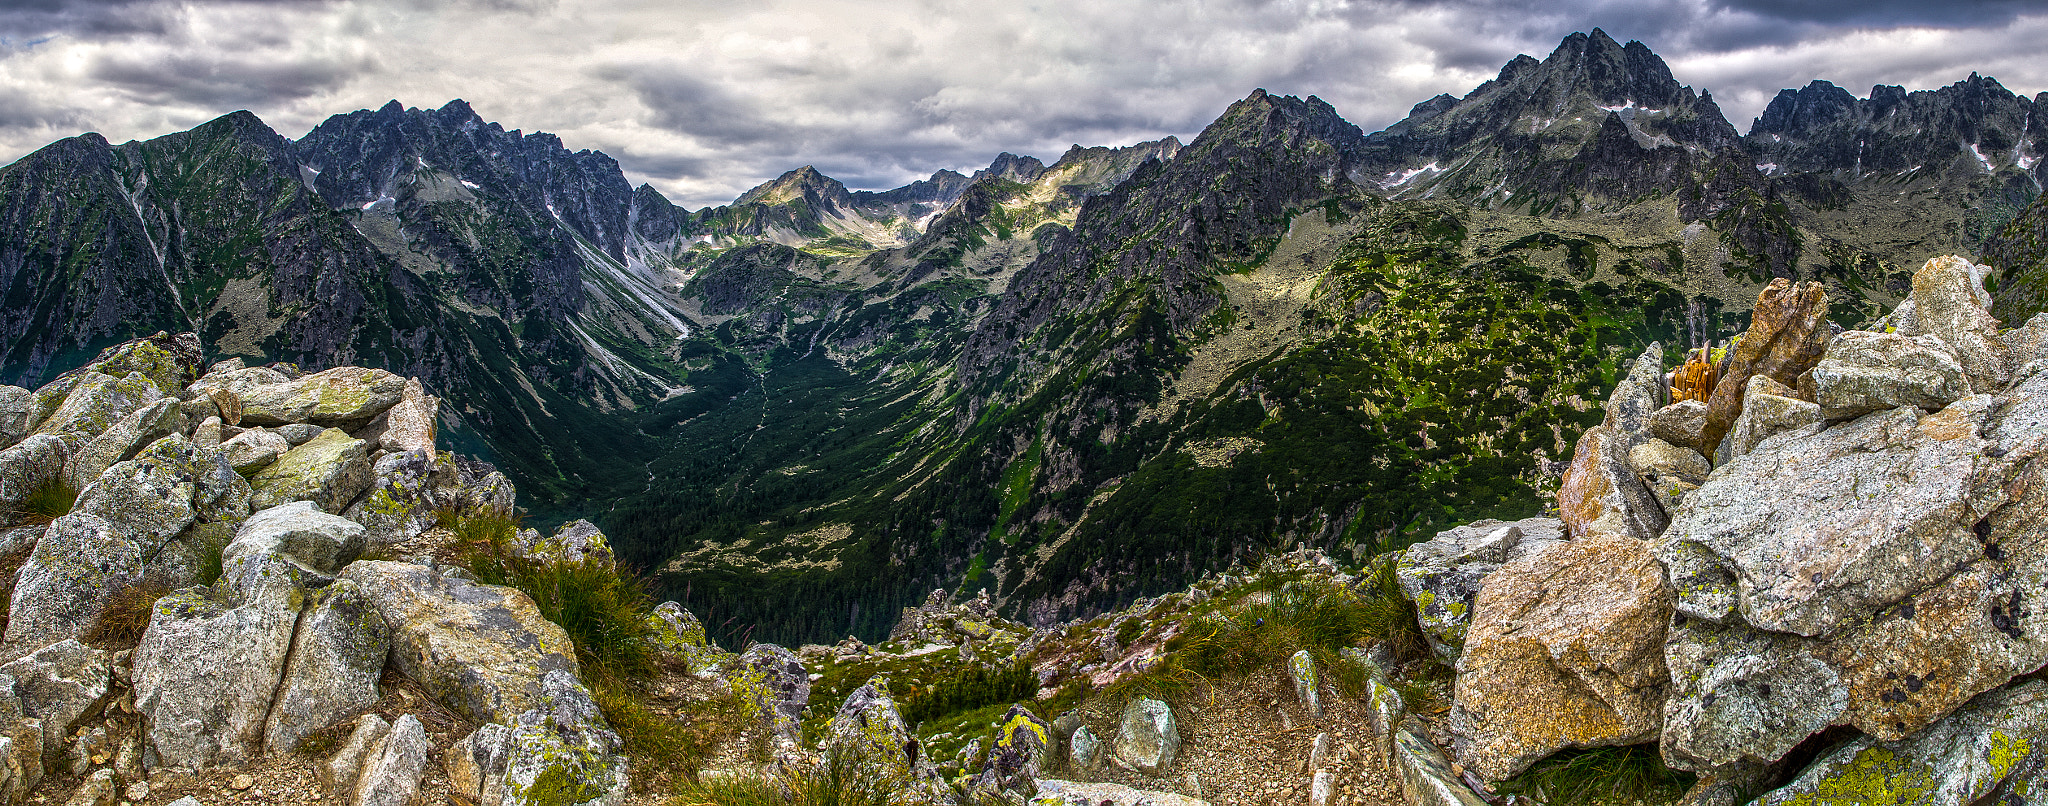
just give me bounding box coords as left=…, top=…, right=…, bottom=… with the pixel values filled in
left=0, top=254, right=2042, bottom=806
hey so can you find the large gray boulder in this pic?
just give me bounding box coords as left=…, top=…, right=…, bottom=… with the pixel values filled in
left=357, top=379, right=437, bottom=454
left=220, top=429, right=290, bottom=474
left=1111, top=697, right=1180, bottom=775
left=351, top=714, right=428, bottom=806
left=248, top=428, right=373, bottom=514
left=0, top=640, right=109, bottom=768
left=228, top=501, right=367, bottom=576
left=315, top=715, right=387, bottom=797
left=818, top=680, right=946, bottom=797
left=1754, top=680, right=2048, bottom=805
left=1657, top=366, right=2048, bottom=774
left=337, top=561, right=578, bottom=725
left=1649, top=400, right=1709, bottom=453
left=1895, top=255, right=2009, bottom=392
left=1557, top=344, right=1670, bottom=540
left=442, top=670, right=625, bottom=806
left=31, top=372, right=163, bottom=442
left=0, top=674, right=46, bottom=806
left=1393, top=517, right=1566, bottom=662
left=224, top=367, right=408, bottom=428
left=4, top=513, right=142, bottom=647
left=262, top=579, right=388, bottom=756
left=1807, top=330, right=1971, bottom=420
left=0, top=435, right=67, bottom=518
left=62, top=397, right=182, bottom=489
left=1713, top=375, right=1821, bottom=465
left=0, top=386, right=34, bottom=450
left=733, top=643, right=808, bottom=747
left=341, top=449, right=448, bottom=551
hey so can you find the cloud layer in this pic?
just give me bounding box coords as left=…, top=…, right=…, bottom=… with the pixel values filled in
left=2, top=0, right=2044, bottom=208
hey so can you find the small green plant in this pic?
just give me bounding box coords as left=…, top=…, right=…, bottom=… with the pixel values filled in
left=1114, top=617, right=1143, bottom=647
left=1495, top=744, right=1696, bottom=805
left=8, top=478, right=77, bottom=526
left=668, top=755, right=897, bottom=806
left=593, top=676, right=739, bottom=792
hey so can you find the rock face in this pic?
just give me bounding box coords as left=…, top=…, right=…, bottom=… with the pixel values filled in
left=1807, top=330, right=1971, bottom=419
left=5, top=514, right=142, bottom=648
left=1394, top=518, right=1566, bottom=662
left=1698, top=279, right=1830, bottom=456
left=818, top=681, right=945, bottom=797
left=1900, top=255, right=2010, bottom=392
left=1111, top=697, right=1180, bottom=775
left=1648, top=400, right=1708, bottom=450
left=1451, top=532, right=1672, bottom=782
left=351, top=714, right=428, bottom=806
left=1712, top=375, right=1821, bottom=465
left=971, top=704, right=1052, bottom=796
left=1557, top=344, right=1669, bottom=540
left=0, top=641, right=109, bottom=767
left=337, top=561, right=578, bottom=725
left=225, top=367, right=409, bottom=428
left=1752, top=680, right=2048, bottom=805
left=262, top=578, right=388, bottom=755
left=248, top=428, right=373, bottom=513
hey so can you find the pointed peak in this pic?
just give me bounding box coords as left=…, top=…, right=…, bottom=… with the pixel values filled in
left=733, top=164, right=848, bottom=207
left=437, top=99, right=476, bottom=119
left=376, top=100, right=404, bottom=115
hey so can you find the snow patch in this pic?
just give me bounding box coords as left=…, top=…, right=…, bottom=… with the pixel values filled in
left=360, top=196, right=395, bottom=211
left=1598, top=101, right=1662, bottom=115
left=1755, top=163, right=1779, bottom=175
left=460, top=179, right=481, bottom=190
left=1385, top=162, right=1442, bottom=187
left=1970, top=142, right=1995, bottom=173
left=2020, top=153, right=2040, bottom=171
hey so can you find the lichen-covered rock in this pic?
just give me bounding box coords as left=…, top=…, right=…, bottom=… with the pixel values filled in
left=0, top=640, right=108, bottom=767
left=79, top=434, right=249, bottom=586
left=1450, top=532, right=1672, bottom=781
left=0, top=434, right=67, bottom=518
left=337, top=561, right=578, bottom=725
left=0, top=674, right=46, bottom=806
left=341, top=450, right=449, bottom=551
left=229, top=501, right=367, bottom=576
left=276, top=423, right=323, bottom=446
left=31, top=372, right=164, bottom=442
left=1605, top=343, right=1667, bottom=441
left=1649, top=400, right=1709, bottom=453
left=1898, top=255, right=2010, bottom=392
left=1700, top=279, right=1830, bottom=457
left=4, top=513, right=141, bottom=647
left=61, top=768, right=112, bottom=806
left=731, top=643, right=808, bottom=748
left=0, top=386, right=34, bottom=450
left=442, top=670, right=627, bottom=806
left=648, top=602, right=708, bottom=650
left=220, top=429, right=290, bottom=474
left=1753, top=680, right=2048, bottom=806
left=1557, top=423, right=1668, bottom=540
left=1111, top=697, right=1180, bottom=775
left=132, top=552, right=316, bottom=769
left=2001, top=312, right=2048, bottom=366
left=1628, top=438, right=1710, bottom=481
left=1070, top=725, right=1100, bottom=768
left=78, top=332, right=201, bottom=397
left=317, top=715, right=389, bottom=797
left=1289, top=650, right=1322, bottom=719
left=971, top=704, right=1052, bottom=797
left=1713, top=375, right=1822, bottom=465
left=1807, top=330, right=1971, bottom=420
left=351, top=714, right=428, bottom=806
left=820, top=681, right=946, bottom=794
left=62, top=397, right=182, bottom=489
left=514, top=520, right=614, bottom=568
left=226, top=366, right=408, bottom=428
left=248, top=428, right=372, bottom=513
left=1390, top=717, right=1489, bottom=806
left=357, top=379, right=437, bottom=454
left=1394, top=518, right=1565, bottom=662
left=263, top=578, right=388, bottom=755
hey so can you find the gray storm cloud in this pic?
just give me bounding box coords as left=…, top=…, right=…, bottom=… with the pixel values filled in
left=0, top=0, right=2043, bottom=208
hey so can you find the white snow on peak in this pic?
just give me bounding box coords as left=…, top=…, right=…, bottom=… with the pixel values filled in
left=1756, top=163, right=1779, bottom=175
left=1385, top=162, right=1443, bottom=187
left=1970, top=142, right=1995, bottom=173
left=360, top=195, right=395, bottom=211
left=2020, top=153, right=2040, bottom=171
left=1598, top=101, right=1662, bottom=115
left=461, top=179, right=482, bottom=190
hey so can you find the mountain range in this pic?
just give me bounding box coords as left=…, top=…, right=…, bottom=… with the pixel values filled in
left=1, top=28, right=2044, bottom=644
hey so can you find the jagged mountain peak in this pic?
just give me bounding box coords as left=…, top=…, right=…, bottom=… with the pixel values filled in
left=1744, top=71, right=2042, bottom=187
left=733, top=164, right=850, bottom=207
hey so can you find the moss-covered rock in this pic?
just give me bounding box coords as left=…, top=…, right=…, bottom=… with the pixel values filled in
left=248, top=428, right=372, bottom=514
left=1756, top=679, right=2048, bottom=806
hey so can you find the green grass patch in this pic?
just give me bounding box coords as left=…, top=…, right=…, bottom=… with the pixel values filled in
left=1494, top=744, right=1695, bottom=805
left=6, top=477, right=76, bottom=526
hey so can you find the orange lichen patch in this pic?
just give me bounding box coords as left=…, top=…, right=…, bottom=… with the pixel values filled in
left=1555, top=426, right=1618, bottom=539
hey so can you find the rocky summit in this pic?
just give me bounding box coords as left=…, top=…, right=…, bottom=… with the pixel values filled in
left=2, top=23, right=2048, bottom=806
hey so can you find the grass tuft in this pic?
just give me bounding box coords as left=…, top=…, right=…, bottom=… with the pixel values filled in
left=1495, top=744, right=1695, bottom=805
left=82, top=581, right=172, bottom=650
left=7, top=478, right=77, bottom=526
left=668, top=755, right=895, bottom=806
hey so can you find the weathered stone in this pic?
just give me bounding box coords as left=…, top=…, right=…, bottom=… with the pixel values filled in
left=317, top=715, right=389, bottom=797
left=0, top=435, right=66, bottom=520
left=1605, top=343, right=1667, bottom=441
left=229, top=367, right=408, bottom=428
left=1288, top=650, right=1322, bottom=719
left=1451, top=532, right=1672, bottom=782
left=1558, top=424, right=1668, bottom=540
left=1753, top=680, right=2048, bottom=806
left=1900, top=255, right=2010, bottom=392
left=357, top=380, right=436, bottom=454
left=31, top=372, right=163, bottom=442
left=263, top=578, right=388, bottom=755
left=1070, top=725, right=1100, bottom=767
left=3, top=513, right=140, bottom=647
left=337, top=561, right=578, bottom=725
left=352, top=714, right=428, bottom=806
left=971, top=704, right=1052, bottom=796
left=731, top=643, right=808, bottom=746
left=1030, top=779, right=1208, bottom=806
left=248, top=428, right=373, bottom=513
left=1390, top=717, right=1489, bottom=806
left=818, top=681, right=946, bottom=797
left=276, top=423, right=323, bottom=446
left=207, top=389, right=245, bottom=428
left=1365, top=678, right=1407, bottom=764
left=221, top=429, right=291, bottom=474
left=132, top=552, right=314, bottom=769
left=0, top=640, right=109, bottom=767
left=1713, top=375, right=1823, bottom=465
left=1700, top=279, right=1830, bottom=458
left=1394, top=518, right=1565, bottom=662
left=1629, top=438, right=1710, bottom=482
left=2001, top=312, right=2048, bottom=367
left=0, top=674, right=45, bottom=805
left=229, top=501, right=367, bottom=576
left=512, top=519, right=615, bottom=568
left=0, top=386, right=31, bottom=450
left=79, top=332, right=201, bottom=397
left=648, top=601, right=708, bottom=650
left=341, top=449, right=448, bottom=551
left=190, top=416, right=223, bottom=448
left=1111, top=697, right=1180, bottom=775
left=441, top=670, right=626, bottom=806
left=1807, top=330, right=1971, bottom=420
left=61, top=768, right=112, bottom=806
left=1650, top=400, right=1710, bottom=452
left=62, top=398, right=182, bottom=489
left=76, top=434, right=247, bottom=550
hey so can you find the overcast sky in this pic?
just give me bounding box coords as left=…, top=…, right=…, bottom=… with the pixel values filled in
left=1, top=0, right=2045, bottom=208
